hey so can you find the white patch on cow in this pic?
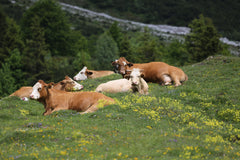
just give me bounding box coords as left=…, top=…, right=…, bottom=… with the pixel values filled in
left=163, top=75, right=172, bottom=85
left=73, top=66, right=88, bottom=81
left=30, top=82, right=42, bottom=99
left=123, top=61, right=127, bottom=66
left=21, top=97, right=29, bottom=101
left=130, top=68, right=141, bottom=85
left=69, top=77, right=84, bottom=90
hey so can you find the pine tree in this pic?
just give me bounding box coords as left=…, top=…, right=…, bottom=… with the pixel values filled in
left=0, top=63, right=16, bottom=97
left=108, top=22, right=122, bottom=48
left=21, top=0, right=73, bottom=56
left=94, top=32, right=119, bottom=70
left=22, top=15, right=49, bottom=84
left=5, top=49, right=25, bottom=87
left=0, top=13, right=24, bottom=66
left=119, top=35, right=132, bottom=58
left=133, top=28, right=161, bottom=63
left=185, top=14, right=223, bottom=62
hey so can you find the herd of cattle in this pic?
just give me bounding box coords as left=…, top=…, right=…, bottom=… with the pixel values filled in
left=10, top=57, right=188, bottom=115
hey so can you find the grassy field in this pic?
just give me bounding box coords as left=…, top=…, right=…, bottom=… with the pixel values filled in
left=0, top=55, right=239, bottom=160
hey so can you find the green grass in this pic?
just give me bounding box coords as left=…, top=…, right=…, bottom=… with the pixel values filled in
left=0, top=55, right=239, bottom=159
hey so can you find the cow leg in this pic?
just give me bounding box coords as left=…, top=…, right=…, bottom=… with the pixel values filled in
left=171, top=75, right=181, bottom=86
left=43, top=108, right=52, bottom=116
left=158, top=74, right=172, bottom=86
left=80, top=104, right=99, bottom=114
left=43, top=106, right=66, bottom=116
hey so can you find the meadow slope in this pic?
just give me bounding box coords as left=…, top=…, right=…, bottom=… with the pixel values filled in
left=0, top=55, right=239, bottom=159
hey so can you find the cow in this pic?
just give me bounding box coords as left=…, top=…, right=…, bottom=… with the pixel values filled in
left=112, top=57, right=188, bottom=86
left=73, top=66, right=115, bottom=81
left=95, top=68, right=148, bottom=95
left=30, top=80, right=115, bottom=115
left=10, top=76, right=83, bottom=99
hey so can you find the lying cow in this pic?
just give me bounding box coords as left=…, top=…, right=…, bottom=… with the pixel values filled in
left=73, top=66, right=115, bottom=81
left=96, top=68, right=148, bottom=95
left=10, top=76, right=83, bottom=99
left=30, top=80, right=115, bottom=115
left=112, top=57, right=188, bottom=86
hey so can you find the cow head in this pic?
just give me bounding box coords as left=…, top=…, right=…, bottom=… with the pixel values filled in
left=111, top=59, right=119, bottom=73
left=30, top=80, right=50, bottom=100
left=128, top=68, right=144, bottom=86
left=60, top=76, right=83, bottom=91
left=73, top=66, right=88, bottom=81
left=112, top=57, right=133, bottom=75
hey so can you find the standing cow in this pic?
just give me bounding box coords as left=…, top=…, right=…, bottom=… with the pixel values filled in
left=112, top=57, right=188, bottom=86
left=74, top=66, right=115, bottom=81
left=30, top=80, right=115, bottom=115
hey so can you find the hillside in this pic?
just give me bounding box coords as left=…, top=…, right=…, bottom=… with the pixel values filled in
left=58, top=0, right=240, bottom=41
left=2, top=0, right=240, bottom=53
left=0, top=55, right=239, bottom=159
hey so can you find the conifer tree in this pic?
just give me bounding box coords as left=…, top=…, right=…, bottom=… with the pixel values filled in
left=0, top=12, right=24, bottom=66
left=108, top=22, right=122, bottom=48
left=94, top=32, right=119, bottom=70
left=185, top=14, right=223, bottom=62
left=21, top=0, right=73, bottom=56
left=133, top=28, right=161, bottom=63
left=0, top=63, right=16, bottom=97
left=0, top=49, right=23, bottom=97
left=22, top=15, right=49, bottom=84
left=119, top=35, right=132, bottom=58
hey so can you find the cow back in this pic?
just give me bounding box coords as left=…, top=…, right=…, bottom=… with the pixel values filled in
left=127, top=62, right=170, bottom=83
left=87, top=70, right=115, bottom=79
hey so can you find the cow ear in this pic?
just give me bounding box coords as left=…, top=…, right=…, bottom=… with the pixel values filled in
left=60, top=81, right=66, bottom=85
left=65, top=75, right=70, bottom=79
left=47, top=82, right=54, bottom=88
left=124, top=75, right=130, bottom=79
left=127, top=63, right=133, bottom=67
left=87, top=71, right=93, bottom=75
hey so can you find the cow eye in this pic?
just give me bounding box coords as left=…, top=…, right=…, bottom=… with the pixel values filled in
left=80, top=72, right=84, bottom=74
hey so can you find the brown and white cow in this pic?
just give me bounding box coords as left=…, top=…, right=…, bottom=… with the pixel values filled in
left=73, top=66, right=115, bottom=81
left=96, top=68, right=148, bottom=95
left=30, top=80, right=115, bottom=115
left=10, top=76, right=83, bottom=99
left=112, top=57, right=188, bottom=86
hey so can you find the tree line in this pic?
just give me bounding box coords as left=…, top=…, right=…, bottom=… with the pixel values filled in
left=0, top=0, right=229, bottom=97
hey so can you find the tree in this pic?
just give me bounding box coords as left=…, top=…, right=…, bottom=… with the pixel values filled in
left=185, top=14, right=224, bottom=62
left=118, top=34, right=132, bottom=59
left=94, top=32, right=119, bottom=70
left=22, top=15, right=49, bottom=84
left=0, top=63, right=16, bottom=97
left=72, top=51, right=92, bottom=71
left=0, top=49, right=23, bottom=97
left=0, top=13, right=24, bottom=66
left=0, top=7, right=8, bottom=60
left=131, top=28, right=161, bottom=63
left=108, top=22, right=122, bottom=48
left=5, top=49, right=25, bottom=87
left=165, top=40, right=190, bottom=66
left=21, top=0, right=74, bottom=56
